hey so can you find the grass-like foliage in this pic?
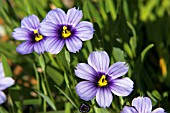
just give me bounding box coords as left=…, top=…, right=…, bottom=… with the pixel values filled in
left=0, top=0, right=170, bottom=113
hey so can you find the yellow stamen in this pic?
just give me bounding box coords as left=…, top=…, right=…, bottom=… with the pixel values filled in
left=35, top=35, right=43, bottom=42
left=34, top=30, right=43, bottom=42
left=34, top=30, right=38, bottom=34
left=62, top=26, right=71, bottom=38
left=98, top=75, right=108, bottom=87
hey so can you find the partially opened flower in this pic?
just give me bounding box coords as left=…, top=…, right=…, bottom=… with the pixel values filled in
left=121, top=97, right=165, bottom=113
left=0, top=62, right=15, bottom=104
left=12, top=15, right=46, bottom=54
left=75, top=51, right=134, bottom=108
left=40, top=7, right=94, bottom=54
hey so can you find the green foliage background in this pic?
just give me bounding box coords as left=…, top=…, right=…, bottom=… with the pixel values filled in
left=0, top=0, right=170, bottom=113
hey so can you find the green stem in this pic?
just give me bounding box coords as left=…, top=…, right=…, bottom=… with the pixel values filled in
left=43, top=71, right=54, bottom=103
left=48, top=53, right=58, bottom=68
left=41, top=73, right=47, bottom=112
left=41, top=54, right=54, bottom=103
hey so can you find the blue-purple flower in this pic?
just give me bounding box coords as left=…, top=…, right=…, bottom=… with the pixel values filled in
left=0, top=62, right=15, bottom=104
left=75, top=51, right=134, bottom=108
left=121, top=97, right=165, bottom=113
left=40, top=7, right=94, bottom=54
left=12, top=15, right=46, bottom=54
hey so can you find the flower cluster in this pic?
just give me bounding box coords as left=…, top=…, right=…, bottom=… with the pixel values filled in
left=12, top=8, right=94, bottom=54
left=12, top=7, right=166, bottom=112
left=0, top=62, right=14, bottom=104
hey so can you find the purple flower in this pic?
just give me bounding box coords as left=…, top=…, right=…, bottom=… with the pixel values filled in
left=75, top=51, right=134, bottom=108
left=121, top=97, right=165, bottom=113
left=0, top=62, right=15, bottom=104
left=12, top=15, right=46, bottom=54
left=40, top=7, right=94, bottom=54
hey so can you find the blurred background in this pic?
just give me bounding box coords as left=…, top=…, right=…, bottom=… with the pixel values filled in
left=0, top=0, right=170, bottom=113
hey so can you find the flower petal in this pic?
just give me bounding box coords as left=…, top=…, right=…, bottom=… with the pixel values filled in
left=96, top=87, right=113, bottom=108
left=106, top=62, right=128, bottom=79
left=33, top=40, right=45, bottom=54
left=0, top=91, right=6, bottom=105
left=75, top=21, right=94, bottom=41
left=132, top=97, right=152, bottom=113
left=75, top=63, right=98, bottom=81
left=152, top=108, right=165, bottom=113
left=40, top=21, right=60, bottom=37
left=121, top=106, right=138, bottom=113
left=21, top=15, right=40, bottom=31
left=66, top=7, right=83, bottom=27
left=76, top=81, right=97, bottom=101
left=109, top=77, right=134, bottom=96
left=65, top=36, right=82, bottom=53
left=45, top=37, right=65, bottom=54
left=0, top=62, right=5, bottom=79
left=12, top=28, right=34, bottom=40
left=88, top=51, right=110, bottom=73
left=16, top=41, right=34, bottom=54
left=0, top=77, right=14, bottom=90
left=45, top=8, right=66, bottom=25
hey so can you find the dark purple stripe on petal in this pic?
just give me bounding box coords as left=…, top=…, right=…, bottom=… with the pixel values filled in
left=109, top=77, right=134, bottom=96
left=106, top=62, right=128, bottom=79
left=75, top=21, right=94, bottom=41
left=16, top=41, right=34, bottom=54
left=21, top=15, right=40, bottom=31
left=76, top=81, right=97, bottom=101
left=121, top=106, right=138, bottom=113
left=65, top=36, right=82, bottom=53
left=132, top=97, right=152, bottom=113
left=45, top=37, right=65, bottom=54
left=33, top=41, right=45, bottom=54
left=87, top=51, right=110, bottom=73
left=12, top=28, right=34, bottom=41
left=66, top=7, right=83, bottom=27
left=96, top=87, right=113, bottom=108
left=75, top=63, right=98, bottom=81
left=40, top=21, right=60, bottom=37
left=45, top=8, right=66, bottom=25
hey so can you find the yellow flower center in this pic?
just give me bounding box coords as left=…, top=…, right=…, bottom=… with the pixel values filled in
left=34, top=30, right=43, bottom=42
left=98, top=75, right=108, bottom=87
left=62, top=26, right=71, bottom=39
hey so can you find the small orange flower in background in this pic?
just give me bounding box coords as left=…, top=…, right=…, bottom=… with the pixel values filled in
left=159, top=57, right=167, bottom=77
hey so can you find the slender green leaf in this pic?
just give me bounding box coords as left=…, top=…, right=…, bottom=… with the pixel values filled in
left=35, top=91, right=56, bottom=111
left=105, top=0, right=116, bottom=20
left=23, top=99, right=41, bottom=105
left=54, top=85, right=78, bottom=110
left=127, top=21, right=137, bottom=57
left=123, top=43, right=133, bottom=59
left=46, top=66, right=64, bottom=86
left=39, top=54, right=45, bottom=71
left=141, top=44, right=154, bottom=62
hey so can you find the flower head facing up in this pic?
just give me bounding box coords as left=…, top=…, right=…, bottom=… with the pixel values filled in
left=75, top=51, right=134, bottom=108
left=121, top=97, right=165, bottom=113
left=0, top=62, right=15, bottom=104
left=40, top=7, right=94, bottom=54
left=12, top=15, right=46, bottom=54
